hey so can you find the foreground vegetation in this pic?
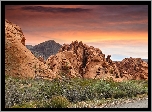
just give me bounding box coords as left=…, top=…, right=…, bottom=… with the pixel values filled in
left=5, top=75, right=148, bottom=108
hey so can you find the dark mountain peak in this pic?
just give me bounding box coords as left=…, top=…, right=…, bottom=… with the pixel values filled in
left=26, top=40, right=62, bottom=60
left=26, top=45, right=33, bottom=49
left=43, top=40, right=56, bottom=44
left=47, top=40, right=55, bottom=42
left=142, top=59, right=148, bottom=63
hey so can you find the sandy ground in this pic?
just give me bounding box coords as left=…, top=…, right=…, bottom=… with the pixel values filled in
left=104, top=97, right=148, bottom=108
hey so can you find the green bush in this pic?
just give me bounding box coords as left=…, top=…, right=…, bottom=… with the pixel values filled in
left=118, top=80, right=148, bottom=98
left=91, top=78, right=148, bottom=99
left=50, top=95, right=70, bottom=108
left=11, top=100, right=52, bottom=108
left=5, top=75, right=148, bottom=108
left=60, top=78, right=93, bottom=102
left=5, top=76, right=51, bottom=108
left=11, top=101, right=37, bottom=108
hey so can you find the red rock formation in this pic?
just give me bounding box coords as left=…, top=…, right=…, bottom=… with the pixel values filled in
left=47, top=40, right=120, bottom=80
left=5, top=19, right=148, bottom=81
left=46, top=51, right=81, bottom=79
left=47, top=41, right=148, bottom=81
left=115, top=57, right=148, bottom=80
left=21, top=37, right=26, bottom=46
left=38, top=56, right=45, bottom=63
left=5, top=19, right=56, bottom=80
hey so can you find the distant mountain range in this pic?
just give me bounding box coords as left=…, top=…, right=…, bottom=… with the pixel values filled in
left=113, top=59, right=148, bottom=63
left=26, top=40, right=62, bottom=60
left=142, top=59, right=148, bottom=63
left=26, top=40, right=148, bottom=63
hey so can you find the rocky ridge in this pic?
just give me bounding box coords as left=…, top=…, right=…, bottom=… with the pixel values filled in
left=5, top=19, right=148, bottom=81
left=46, top=41, right=121, bottom=81
left=46, top=41, right=148, bottom=81
left=5, top=19, right=56, bottom=80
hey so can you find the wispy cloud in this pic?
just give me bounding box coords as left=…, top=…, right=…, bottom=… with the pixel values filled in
left=5, top=5, right=148, bottom=60
left=20, top=6, right=92, bottom=13
left=85, top=39, right=148, bottom=60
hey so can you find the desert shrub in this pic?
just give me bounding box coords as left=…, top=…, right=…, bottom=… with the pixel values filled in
left=5, top=76, right=29, bottom=108
left=11, top=100, right=52, bottom=108
left=60, top=78, right=99, bottom=102
left=61, top=84, right=93, bottom=102
left=11, top=101, right=37, bottom=108
left=50, top=95, right=70, bottom=108
left=92, top=79, right=112, bottom=99
left=5, top=76, right=51, bottom=108
left=91, top=78, right=148, bottom=99
left=35, top=99, right=52, bottom=108
left=5, top=75, right=148, bottom=108
left=118, top=80, right=148, bottom=98
left=113, top=90, right=127, bottom=99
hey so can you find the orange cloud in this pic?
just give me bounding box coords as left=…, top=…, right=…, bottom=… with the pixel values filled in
left=5, top=5, right=148, bottom=60
left=24, top=29, right=147, bottom=46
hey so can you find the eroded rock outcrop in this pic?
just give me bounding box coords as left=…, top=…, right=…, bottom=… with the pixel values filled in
left=5, top=19, right=56, bottom=80
left=5, top=19, right=148, bottom=81
left=46, top=40, right=120, bottom=80
left=115, top=57, right=148, bottom=80
left=46, top=51, right=82, bottom=79
left=46, top=41, right=148, bottom=81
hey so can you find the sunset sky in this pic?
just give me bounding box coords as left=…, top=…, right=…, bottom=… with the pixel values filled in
left=5, top=5, right=148, bottom=61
